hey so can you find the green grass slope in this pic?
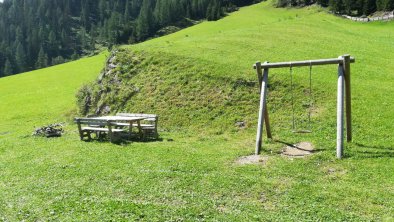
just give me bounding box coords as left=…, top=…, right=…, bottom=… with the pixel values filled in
left=0, top=53, right=107, bottom=131
left=1, top=1, right=394, bottom=220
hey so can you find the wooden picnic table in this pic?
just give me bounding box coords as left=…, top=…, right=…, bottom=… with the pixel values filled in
left=75, top=115, right=148, bottom=142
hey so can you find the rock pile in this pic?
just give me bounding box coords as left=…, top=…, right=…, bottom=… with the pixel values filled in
left=33, top=123, right=64, bottom=138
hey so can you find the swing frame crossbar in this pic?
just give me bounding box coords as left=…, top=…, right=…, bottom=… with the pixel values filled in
left=254, top=55, right=355, bottom=159
left=253, top=57, right=355, bottom=69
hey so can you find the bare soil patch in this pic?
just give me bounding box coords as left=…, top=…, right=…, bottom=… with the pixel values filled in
left=281, top=142, right=315, bottom=158
left=235, top=155, right=268, bottom=165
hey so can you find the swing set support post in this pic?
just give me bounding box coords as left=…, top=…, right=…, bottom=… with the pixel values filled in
left=257, top=62, right=273, bottom=140
left=337, top=62, right=345, bottom=159
left=255, top=61, right=271, bottom=155
left=343, top=55, right=352, bottom=142
left=337, top=54, right=352, bottom=159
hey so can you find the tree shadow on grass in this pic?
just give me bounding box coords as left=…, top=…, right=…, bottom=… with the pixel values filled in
left=271, top=141, right=394, bottom=159
left=354, top=142, right=394, bottom=151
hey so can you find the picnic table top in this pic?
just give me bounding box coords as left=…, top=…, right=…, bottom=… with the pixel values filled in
left=93, top=116, right=147, bottom=121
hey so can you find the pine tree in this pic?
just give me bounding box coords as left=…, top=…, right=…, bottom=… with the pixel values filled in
left=206, top=2, right=213, bottom=20
left=363, top=0, right=376, bottom=15
left=376, top=0, right=393, bottom=10
left=48, top=31, right=58, bottom=58
left=329, top=0, right=344, bottom=13
left=36, top=47, right=48, bottom=69
left=136, top=0, right=154, bottom=41
left=71, top=51, right=79, bottom=60
left=124, top=0, right=131, bottom=21
left=3, top=59, right=13, bottom=76
left=15, top=41, right=27, bottom=72
left=317, top=0, right=330, bottom=7
left=52, top=56, right=65, bottom=65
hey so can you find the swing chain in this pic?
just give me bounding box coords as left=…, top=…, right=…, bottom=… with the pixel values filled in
left=308, top=61, right=313, bottom=131
left=290, top=63, right=295, bottom=130
left=289, top=61, right=313, bottom=133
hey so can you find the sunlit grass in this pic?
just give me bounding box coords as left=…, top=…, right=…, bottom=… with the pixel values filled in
left=0, top=1, right=393, bottom=220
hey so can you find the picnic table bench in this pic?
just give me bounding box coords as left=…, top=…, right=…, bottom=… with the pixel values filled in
left=74, top=118, right=131, bottom=142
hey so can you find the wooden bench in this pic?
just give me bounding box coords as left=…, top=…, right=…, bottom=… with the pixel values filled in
left=74, top=118, right=125, bottom=142
left=116, top=113, right=159, bottom=140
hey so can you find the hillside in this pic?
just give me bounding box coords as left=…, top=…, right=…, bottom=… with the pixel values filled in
left=82, top=2, right=394, bottom=143
left=1, top=1, right=394, bottom=220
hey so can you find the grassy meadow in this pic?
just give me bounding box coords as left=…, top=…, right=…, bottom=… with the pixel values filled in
left=1, top=1, right=394, bottom=220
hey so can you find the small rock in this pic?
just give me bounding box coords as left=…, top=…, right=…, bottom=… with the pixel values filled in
left=109, top=56, right=117, bottom=63
left=235, top=121, right=246, bottom=128
left=327, top=168, right=336, bottom=174
left=109, top=63, right=117, bottom=68
left=103, top=105, right=111, bottom=114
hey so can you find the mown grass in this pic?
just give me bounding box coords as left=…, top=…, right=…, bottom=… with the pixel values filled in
left=1, top=1, right=394, bottom=221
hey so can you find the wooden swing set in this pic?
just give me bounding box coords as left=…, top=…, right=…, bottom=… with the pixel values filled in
left=253, top=55, right=355, bottom=159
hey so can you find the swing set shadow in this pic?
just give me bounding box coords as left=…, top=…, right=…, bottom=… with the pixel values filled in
left=274, top=140, right=325, bottom=153
left=351, top=143, right=394, bottom=159
left=253, top=55, right=355, bottom=159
